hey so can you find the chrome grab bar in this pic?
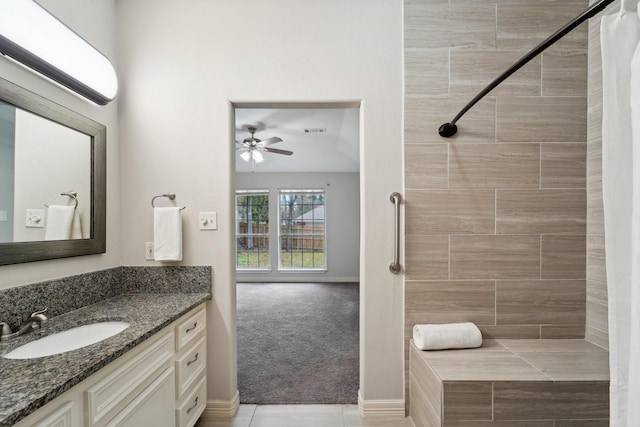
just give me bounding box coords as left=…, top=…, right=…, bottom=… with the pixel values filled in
left=389, top=192, right=402, bottom=274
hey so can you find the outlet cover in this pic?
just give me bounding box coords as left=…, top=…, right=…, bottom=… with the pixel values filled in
left=145, top=242, right=154, bottom=260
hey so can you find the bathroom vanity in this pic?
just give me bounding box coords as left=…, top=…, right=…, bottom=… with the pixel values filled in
left=0, top=293, right=209, bottom=427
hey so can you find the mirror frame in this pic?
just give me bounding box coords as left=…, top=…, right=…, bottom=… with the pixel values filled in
left=0, top=77, right=106, bottom=265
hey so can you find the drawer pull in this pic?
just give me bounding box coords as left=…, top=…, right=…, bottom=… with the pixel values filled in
left=186, top=322, right=198, bottom=333
left=187, top=396, right=198, bottom=414
left=187, top=353, right=199, bottom=366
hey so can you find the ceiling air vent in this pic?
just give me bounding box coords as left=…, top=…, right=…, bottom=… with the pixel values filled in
left=304, top=128, right=327, bottom=133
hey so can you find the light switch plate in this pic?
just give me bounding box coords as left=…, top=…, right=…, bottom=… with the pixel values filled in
left=26, top=209, right=45, bottom=228
left=0, top=210, right=7, bottom=222
left=199, top=212, right=217, bottom=230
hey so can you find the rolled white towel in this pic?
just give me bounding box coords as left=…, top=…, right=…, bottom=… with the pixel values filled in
left=413, top=322, right=482, bottom=351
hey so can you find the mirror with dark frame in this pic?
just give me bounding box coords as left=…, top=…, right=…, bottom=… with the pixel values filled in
left=0, top=77, right=106, bottom=265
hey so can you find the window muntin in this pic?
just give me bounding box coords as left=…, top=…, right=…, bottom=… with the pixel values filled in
left=235, top=190, right=270, bottom=269
left=278, top=189, right=326, bottom=270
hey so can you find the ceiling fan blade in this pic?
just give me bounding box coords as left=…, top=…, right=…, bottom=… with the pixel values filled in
left=258, top=137, right=283, bottom=146
left=264, top=147, right=293, bottom=156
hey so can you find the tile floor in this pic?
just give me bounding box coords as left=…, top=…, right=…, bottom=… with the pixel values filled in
left=195, top=405, right=415, bottom=427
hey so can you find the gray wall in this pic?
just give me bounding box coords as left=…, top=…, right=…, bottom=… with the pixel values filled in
left=235, top=172, right=360, bottom=282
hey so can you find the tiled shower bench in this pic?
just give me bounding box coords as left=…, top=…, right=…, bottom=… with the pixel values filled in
left=410, top=339, right=609, bottom=426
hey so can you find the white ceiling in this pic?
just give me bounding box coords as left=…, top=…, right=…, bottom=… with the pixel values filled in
left=234, top=107, right=360, bottom=174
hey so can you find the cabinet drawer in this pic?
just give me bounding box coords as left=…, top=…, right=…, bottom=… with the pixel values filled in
left=176, top=375, right=206, bottom=427
left=85, top=331, right=174, bottom=427
left=176, top=336, right=206, bottom=398
left=176, top=307, right=206, bottom=351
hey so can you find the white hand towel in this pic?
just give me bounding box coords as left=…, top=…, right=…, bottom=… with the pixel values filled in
left=413, top=322, right=482, bottom=351
left=45, top=205, right=75, bottom=240
left=153, top=207, right=183, bottom=261
left=71, top=210, right=83, bottom=239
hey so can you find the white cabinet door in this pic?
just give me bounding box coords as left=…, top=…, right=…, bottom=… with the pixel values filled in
left=31, top=402, right=75, bottom=427
left=106, top=367, right=176, bottom=427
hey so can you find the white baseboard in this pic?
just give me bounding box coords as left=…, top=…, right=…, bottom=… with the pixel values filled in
left=357, top=390, right=406, bottom=418
left=200, top=390, right=240, bottom=419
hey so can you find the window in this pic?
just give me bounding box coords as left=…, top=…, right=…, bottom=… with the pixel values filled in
left=235, top=190, right=270, bottom=269
left=278, top=189, right=326, bottom=270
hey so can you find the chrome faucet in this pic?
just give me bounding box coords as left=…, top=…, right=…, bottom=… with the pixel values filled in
left=0, top=308, right=48, bottom=341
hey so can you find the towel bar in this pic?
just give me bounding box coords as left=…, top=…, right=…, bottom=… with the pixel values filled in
left=151, top=193, right=186, bottom=210
left=45, top=191, right=78, bottom=209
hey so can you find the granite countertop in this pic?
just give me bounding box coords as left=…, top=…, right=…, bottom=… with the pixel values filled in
left=0, top=292, right=211, bottom=426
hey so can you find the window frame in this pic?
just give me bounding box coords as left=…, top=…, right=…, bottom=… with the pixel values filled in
left=235, top=189, right=271, bottom=271
left=277, top=188, right=327, bottom=272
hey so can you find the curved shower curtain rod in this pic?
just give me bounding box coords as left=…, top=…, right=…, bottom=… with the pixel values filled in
left=438, top=0, right=618, bottom=138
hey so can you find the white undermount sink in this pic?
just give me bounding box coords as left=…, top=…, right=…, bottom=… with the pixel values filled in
left=3, top=321, right=130, bottom=359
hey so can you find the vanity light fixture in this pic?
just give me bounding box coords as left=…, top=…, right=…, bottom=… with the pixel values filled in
left=0, top=0, right=118, bottom=105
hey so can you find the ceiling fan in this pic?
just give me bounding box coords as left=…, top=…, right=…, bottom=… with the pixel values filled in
left=236, top=126, right=293, bottom=164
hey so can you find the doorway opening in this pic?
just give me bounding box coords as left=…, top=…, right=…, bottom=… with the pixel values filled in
left=233, top=103, right=361, bottom=404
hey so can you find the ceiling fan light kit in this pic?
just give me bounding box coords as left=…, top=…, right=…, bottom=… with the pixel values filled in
left=236, top=126, right=293, bottom=165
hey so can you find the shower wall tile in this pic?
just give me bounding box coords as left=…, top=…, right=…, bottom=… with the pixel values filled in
left=542, top=49, right=588, bottom=96
left=496, top=189, right=586, bottom=234
left=450, top=51, right=541, bottom=96
left=450, top=235, right=540, bottom=279
left=405, top=190, right=495, bottom=235
left=405, top=3, right=497, bottom=51
left=447, top=4, right=497, bottom=50
left=585, top=324, right=609, bottom=350
left=540, top=325, right=585, bottom=339
left=405, top=235, right=449, bottom=280
left=404, top=1, right=449, bottom=50
left=404, top=0, right=591, bottom=385
left=405, top=49, right=449, bottom=97
left=410, top=374, right=441, bottom=427
left=555, top=417, right=608, bottom=426
left=587, top=271, right=607, bottom=307
left=404, top=144, right=449, bottom=189
left=443, top=422, right=555, bottom=427
left=410, top=344, right=443, bottom=413
left=541, top=235, right=586, bottom=279
left=587, top=141, right=602, bottom=192
left=469, top=0, right=588, bottom=4
left=587, top=195, right=605, bottom=236
left=541, top=143, right=587, bottom=188
left=496, top=4, right=588, bottom=52
left=442, top=382, right=493, bottom=421
left=586, top=233, right=606, bottom=284
left=586, top=16, right=607, bottom=347
left=493, top=382, right=609, bottom=420
left=449, top=143, right=540, bottom=188
left=479, top=325, right=541, bottom=339
left=496, top=280, right=586, bottom=325
left=586, top=299, right=608, bottom=332
left=405, top=97, right=496, bottom=144
left=406, top=281, right=496, bottom=325
left=496, top=97, right=587, bottom=142
left=587, top=141, right=604, bottom=235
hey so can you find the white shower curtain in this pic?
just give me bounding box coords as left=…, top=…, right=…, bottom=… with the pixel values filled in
left=600, top=1, right=640, bottom=425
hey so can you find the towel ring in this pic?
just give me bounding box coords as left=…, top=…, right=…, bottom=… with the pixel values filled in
left=151, top=193, right=186, bottom=210
left=45, top=191, right=78, bottom=209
